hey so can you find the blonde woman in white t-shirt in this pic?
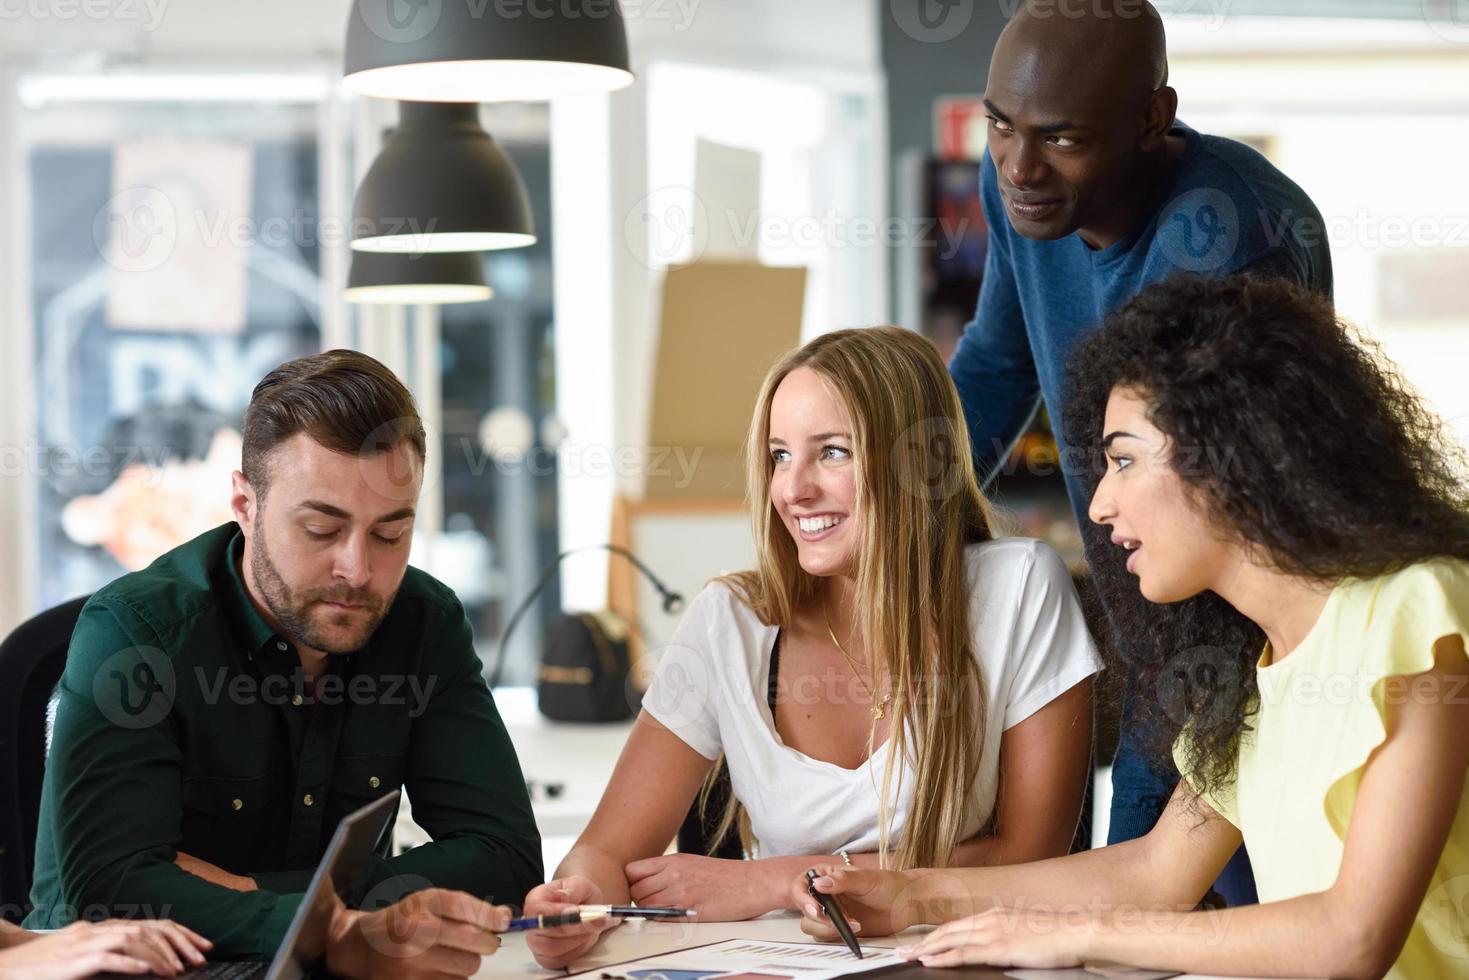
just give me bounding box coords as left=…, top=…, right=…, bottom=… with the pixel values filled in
left=523, top=326, right=1102, bottom=969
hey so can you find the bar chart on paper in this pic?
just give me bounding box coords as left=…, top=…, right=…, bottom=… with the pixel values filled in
left=569, top=938, right=902, bottom=980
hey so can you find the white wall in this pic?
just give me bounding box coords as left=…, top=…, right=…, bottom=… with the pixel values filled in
left=1172, top=47, right=1469, bottom=451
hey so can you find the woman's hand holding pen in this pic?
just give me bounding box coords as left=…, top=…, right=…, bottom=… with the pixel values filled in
left=792, top=867, right=927, bottom=940
left=523, top=876, right=620, bottom=970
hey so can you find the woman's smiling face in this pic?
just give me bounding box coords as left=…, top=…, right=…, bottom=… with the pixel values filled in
left=768, top=367, right=861, bottom=578
left=1087, top=387, right=1233, bottom=603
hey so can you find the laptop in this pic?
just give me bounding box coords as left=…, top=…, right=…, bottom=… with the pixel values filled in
left=100, top=788, right=402, bottom=980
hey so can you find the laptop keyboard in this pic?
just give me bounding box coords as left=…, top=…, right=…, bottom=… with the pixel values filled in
left=98, top=961, right=269, bottom=980
left=177, top=962, right=269, bottom=979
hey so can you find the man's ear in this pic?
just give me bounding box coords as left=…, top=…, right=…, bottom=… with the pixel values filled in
left=230, top=471, right=256, bottom=530
left=1140, top=85, right=1178, bottom=151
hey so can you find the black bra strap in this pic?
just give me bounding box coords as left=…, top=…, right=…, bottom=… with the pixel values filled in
left=767, top=629, right=782, bottom=717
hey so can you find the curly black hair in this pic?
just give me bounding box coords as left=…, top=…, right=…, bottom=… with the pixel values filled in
left=1063, top=273, right=1469, bottom=803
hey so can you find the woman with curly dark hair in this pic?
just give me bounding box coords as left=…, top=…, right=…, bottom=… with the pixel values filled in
left=790, top=274, right=1469, bottom=979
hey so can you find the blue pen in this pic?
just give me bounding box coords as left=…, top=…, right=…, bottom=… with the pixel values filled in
left=506, top=911, right=590, bottom=931
left=505, top=906, right=694, bottom=931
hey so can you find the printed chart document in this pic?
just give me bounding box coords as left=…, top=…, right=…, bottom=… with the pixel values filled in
left=1006, top=968, right=1180, bottom=979
left=568, top=938, right=903, bottom=980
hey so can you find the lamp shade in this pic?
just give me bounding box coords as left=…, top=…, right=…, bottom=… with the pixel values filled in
left=343, top=0, right=633, bottom=103
left=345, top=250, right=493, bottom=304
left=352, top=101, right=536, bottom=253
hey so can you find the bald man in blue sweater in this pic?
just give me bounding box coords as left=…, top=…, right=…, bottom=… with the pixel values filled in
left=951, top=1, right=1332, bottom=904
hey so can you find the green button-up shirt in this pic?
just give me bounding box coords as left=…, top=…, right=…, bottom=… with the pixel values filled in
left=26, top=523, right=542, bottom=956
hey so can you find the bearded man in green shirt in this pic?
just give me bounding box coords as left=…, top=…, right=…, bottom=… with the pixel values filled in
left=26, top=350, right=543, bottom=968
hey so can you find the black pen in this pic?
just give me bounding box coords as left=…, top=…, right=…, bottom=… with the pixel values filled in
left=805, top=868, right=862, bottom=959
left=582, top=905, right=693, bottom=920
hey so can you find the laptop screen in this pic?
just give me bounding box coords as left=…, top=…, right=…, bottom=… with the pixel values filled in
left=265, top=789, right=401, bottom=980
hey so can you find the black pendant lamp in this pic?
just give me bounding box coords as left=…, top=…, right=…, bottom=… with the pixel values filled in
left=352, top=101, right=536, bottom=253
left=345, top=250, right=493, bottom=304
left=343, top=0, right=633, bottom=103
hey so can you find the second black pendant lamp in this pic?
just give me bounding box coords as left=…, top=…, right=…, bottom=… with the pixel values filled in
left=352, top=100, right=536, bottom=253
left=345, top=250, right=493, bottom=304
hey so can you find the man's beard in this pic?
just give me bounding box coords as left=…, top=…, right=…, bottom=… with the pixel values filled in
left=250, top=520, right=395, bottom=654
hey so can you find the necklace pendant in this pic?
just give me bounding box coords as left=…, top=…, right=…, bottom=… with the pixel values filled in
left=872, top=700, right=888, bottom=721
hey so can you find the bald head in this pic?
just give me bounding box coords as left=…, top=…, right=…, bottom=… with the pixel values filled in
left=997, top=0, right=1168, bottom=105
left=981, top=0, right=1179, bottom=246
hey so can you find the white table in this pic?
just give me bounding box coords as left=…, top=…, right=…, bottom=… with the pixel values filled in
left=471, top=912, right=1282, bottom=980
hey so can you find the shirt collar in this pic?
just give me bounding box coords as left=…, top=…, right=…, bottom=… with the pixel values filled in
left=219, top=524, right=295, bottom=662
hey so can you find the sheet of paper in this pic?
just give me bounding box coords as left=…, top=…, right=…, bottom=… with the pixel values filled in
left=1006, top=968, right=1179, bottom=980
left=578, top=937, right=902, bottom=980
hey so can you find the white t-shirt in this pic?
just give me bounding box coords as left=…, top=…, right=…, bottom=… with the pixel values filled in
left=642, top=537, right=1102, bottom=858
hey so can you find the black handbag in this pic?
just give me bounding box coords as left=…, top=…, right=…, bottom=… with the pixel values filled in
left=536, top=610, right=636, bottom=722
left=487, top=545, right=683, bottom=723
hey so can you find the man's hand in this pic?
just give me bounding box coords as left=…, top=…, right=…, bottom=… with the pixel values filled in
left=325, top=887, right=509, bottom=980
left=0, top=919, right=212, bottom=980
left=625, top=854, right=778, bottom=922
left=522, top=876, right=620, bottom=970
left=791, top=867, right=930, bottom=940
left=174, top=852, right=258, bottom=892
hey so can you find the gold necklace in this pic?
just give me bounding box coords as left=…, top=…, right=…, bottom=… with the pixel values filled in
left=823, top=597, right=892, bottom=721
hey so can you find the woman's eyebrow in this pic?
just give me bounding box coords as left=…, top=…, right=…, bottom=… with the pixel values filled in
left=768, top=433, right=851, bottom=445
left=1102, top=431, right=1140, bottom=448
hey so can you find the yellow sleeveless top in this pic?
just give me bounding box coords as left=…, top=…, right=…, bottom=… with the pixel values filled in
left=1174, top=558, right=1469, bottom=978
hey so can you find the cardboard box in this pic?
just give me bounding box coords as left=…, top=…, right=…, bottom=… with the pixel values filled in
left=644, top=260, right=806, bottom=499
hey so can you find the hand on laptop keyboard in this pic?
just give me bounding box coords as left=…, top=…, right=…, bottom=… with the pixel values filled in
left=0, top=918, right=211, bottom=980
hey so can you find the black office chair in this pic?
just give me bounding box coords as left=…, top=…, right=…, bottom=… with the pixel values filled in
left=0, top=595, right=89, bottom=924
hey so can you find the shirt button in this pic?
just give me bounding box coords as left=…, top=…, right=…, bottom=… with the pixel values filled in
left=291, top=694, right=304, bottom=707
left=368, top=776, right=380, bottom=789
left=231, top=799, right=243, bottom=811
left=275, top=640, right=289, bottom=652
left=302, top=794, right=315, bottom=807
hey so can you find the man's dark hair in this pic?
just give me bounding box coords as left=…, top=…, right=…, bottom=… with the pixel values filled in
left=242, top=349, right=426, bottom=495
left=1063, top=273, right=1469, bottom=803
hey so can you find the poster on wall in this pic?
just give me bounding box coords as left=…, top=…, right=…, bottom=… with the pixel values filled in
left=104, top=139, right=253, bottom=334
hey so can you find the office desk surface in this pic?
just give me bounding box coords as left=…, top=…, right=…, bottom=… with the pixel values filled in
left=471, top=912, right=1294, bottom=980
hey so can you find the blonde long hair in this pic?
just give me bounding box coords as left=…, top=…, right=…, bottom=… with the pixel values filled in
left=702, top=326, right=998, bottom=870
